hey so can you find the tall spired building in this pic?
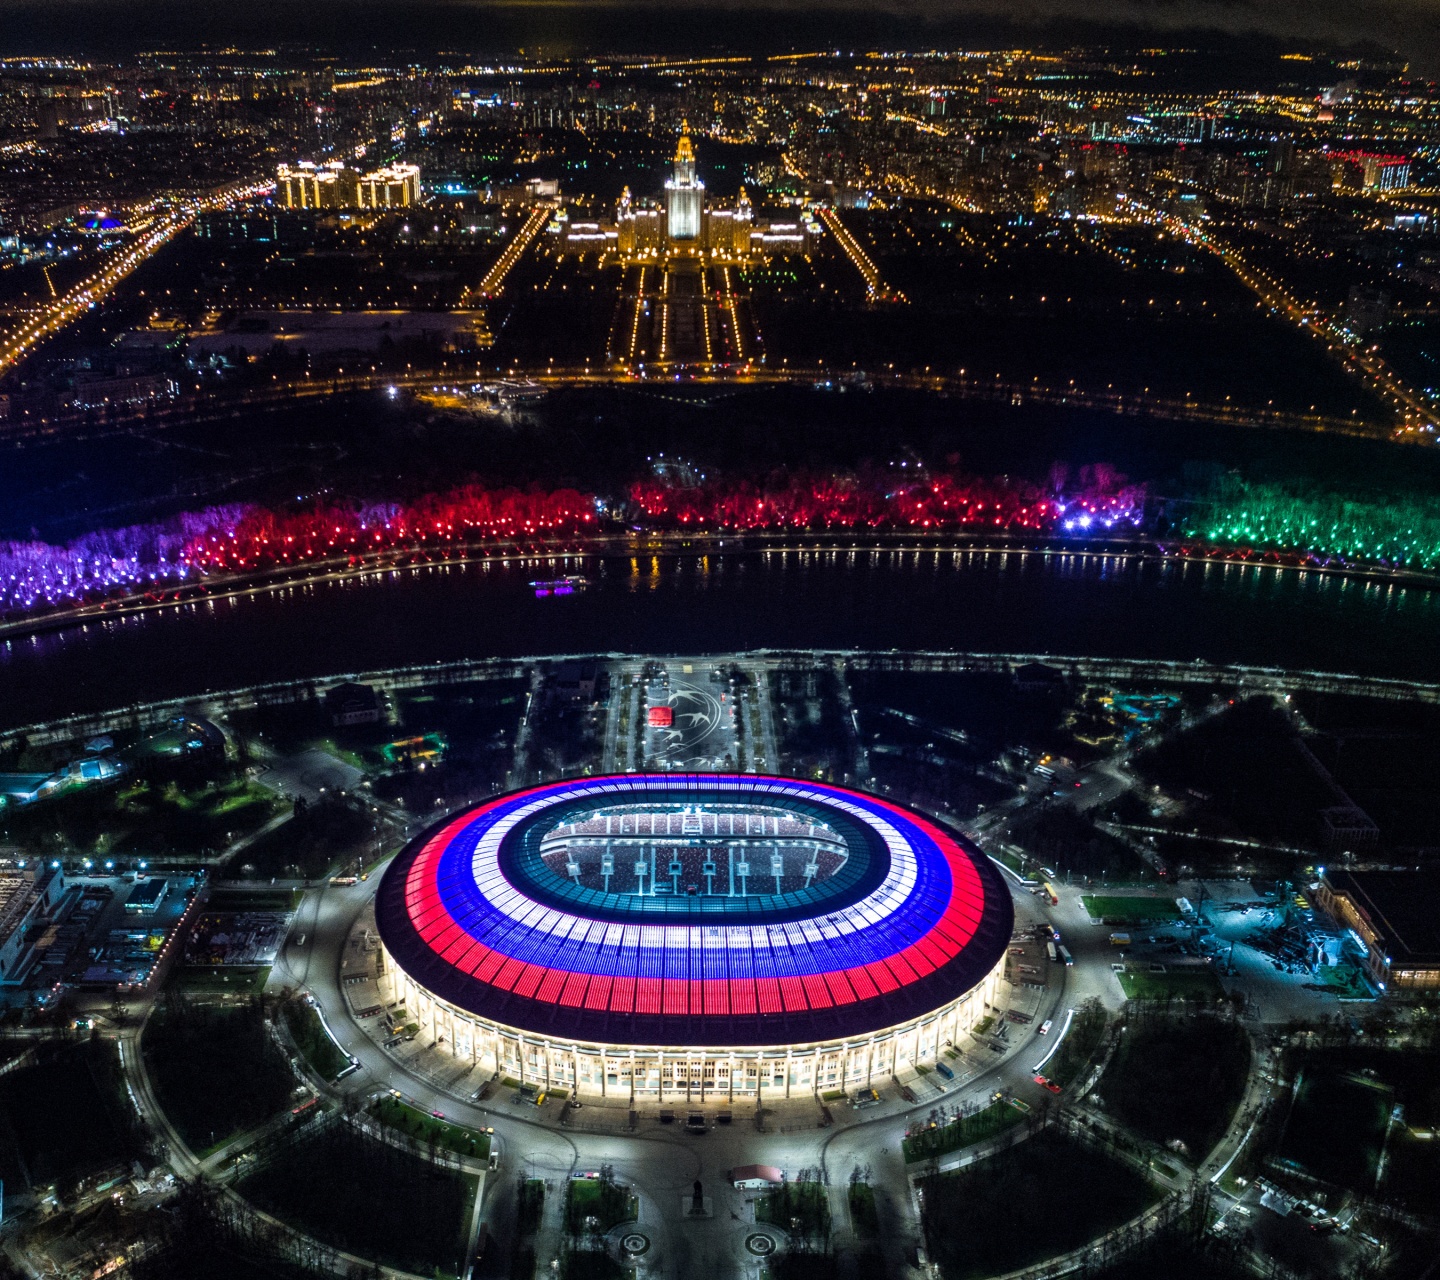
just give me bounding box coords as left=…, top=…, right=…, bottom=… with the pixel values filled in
left=664, top=122, right=704, bottom=242
left=566, top=121, right=812, bottom=267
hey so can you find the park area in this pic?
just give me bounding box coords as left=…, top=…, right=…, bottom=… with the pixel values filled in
left=0, top=1038, right=147, bottom=1198
left=903, top=1099, right=1026, bottom=1162
left=0, top=769, right=279, bottom=860
left=143, top=997, right=298, bottom=1152
left=1043, top=999, right=1109, bottom=1088
left=280, top=997, right=350, bottom=1081
left=758, top=1175, right=831, bottom=1247
left=241, top=1122, right=476, bottom=1276
left=1132, top=698, right=1338, bottom=853
left=1096, top=1014, right=1250, bottom=1161
left=1275, top=1059, right=1391, bottom=1191
left=919, top=1130, right=1159, bottom=1280
left=239, top=797, right=377, bottom=881
left=564, top=1172, right=637, bottom=1236
left=1270, top=1046, right=1439, bottom=1201
left=1116, top=967, right=1226, bottom=1003
left=171, top=965, right=271, bottom=995
left=369, top=1095, right=492, bottom=1162
left=1364, top=1050, right=1440, bottom=1212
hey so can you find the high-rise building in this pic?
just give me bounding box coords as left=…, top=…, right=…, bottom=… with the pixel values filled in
left=276, top=161, right=357, bottom=209
left=1329, top=151, right=1411, bottom=194
left=277, top=161, right=422, bottom=209
left=615, top=187, right=665, bottom=257
left=357, top=163, right=423, bottom=209
left=570, top=132, right=805, bottom=263
left=1265, top=138, right=1296, bottom=176
left=665, top=123, right=704, bottom=242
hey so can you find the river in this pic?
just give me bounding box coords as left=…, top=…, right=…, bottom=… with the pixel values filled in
left=2, top=546, right=1436, bottom=728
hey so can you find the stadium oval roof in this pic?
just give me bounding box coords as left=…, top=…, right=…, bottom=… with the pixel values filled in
left=376, top=774, right=1013, bottom=1047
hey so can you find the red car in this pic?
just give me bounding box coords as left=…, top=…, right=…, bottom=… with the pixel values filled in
left=1033, top=1075, right=1062, bottom=1094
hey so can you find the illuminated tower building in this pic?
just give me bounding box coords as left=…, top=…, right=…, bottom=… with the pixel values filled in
left=615, top=184, right=634, bottom=254
left=665, top=122, right=704, bottom=243
left=356, top=163, right=423, bottom=208
left=277, top=161, right=354, bottom=209
left=731, top=185, right=753, bottom=256
left=616, top=185, right=662, bottom=257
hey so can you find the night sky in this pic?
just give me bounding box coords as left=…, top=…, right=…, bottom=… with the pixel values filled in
left=0, top=0, right=1432, bottom=71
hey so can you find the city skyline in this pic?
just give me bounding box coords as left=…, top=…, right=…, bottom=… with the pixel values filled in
left=0, top=17, right=1436, bottom=1280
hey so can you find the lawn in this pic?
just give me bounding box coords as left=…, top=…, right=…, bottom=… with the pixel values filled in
left=0, top=1038, right=146, bottom=1197
left=1082, top=895, right=1180, bottom=924
left=1096, top=1015, right=1250, bottom=1160
left=241, top=1123, right=476, bottom=1277
left=1117, top=969, right=1225, bottom=1003
left=207, top=888, right=302, bottom=912
left=239, top=798, right=376, bottom=880
left=757, top=1178, right=831, bottom=1244
left=1316, top=964, right=1373, bottom=999
left=847, top=1180, right=880, bottom=1238
left=280, top=998, right=350, bottom=1082
left=517, top=1178, right=546, bottom=1234
left=1383, top=1127, right=1440, bottom=1215
left=919, top=1130, right=1159, bottom=1280
left=171, top=965, right=271, bottom=995
left=1276, top=1063, right=1391, bottom=1192
left=1043, top=999, right=1109, bottom=1088
left=565, top=1174, right=637, bottom=1235
left=370, top=1095, right=492, bottom=1162
left=903, top=1100, right=1026, bottom=1162
left=143, top=998, right=297, bottom=1152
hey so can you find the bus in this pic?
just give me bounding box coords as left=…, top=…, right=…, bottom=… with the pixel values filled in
left=1057, top=945, right=1074, bottom=966
left=1046, top=941, right=1058, bottom=963
left=1041, top=881, right=1059, bottom=906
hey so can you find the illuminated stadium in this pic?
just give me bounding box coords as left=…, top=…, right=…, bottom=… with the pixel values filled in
left=375, top=775, right=1013, bottom=1101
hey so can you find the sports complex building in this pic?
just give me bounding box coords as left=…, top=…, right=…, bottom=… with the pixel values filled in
left=375, top=775, right=1013, bottom=1101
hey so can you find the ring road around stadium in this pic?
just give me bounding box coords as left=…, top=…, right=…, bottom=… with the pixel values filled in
left=376, top=774, right=1013, bottom=1101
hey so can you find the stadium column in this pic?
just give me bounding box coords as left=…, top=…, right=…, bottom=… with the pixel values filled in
left=657, top=1049, right=665, bottom=1103
left=785, top=1048, right=793, bottom=1099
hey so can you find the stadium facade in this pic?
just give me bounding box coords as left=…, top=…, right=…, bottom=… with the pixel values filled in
left=375, top=775, right=1012, bottom=1101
